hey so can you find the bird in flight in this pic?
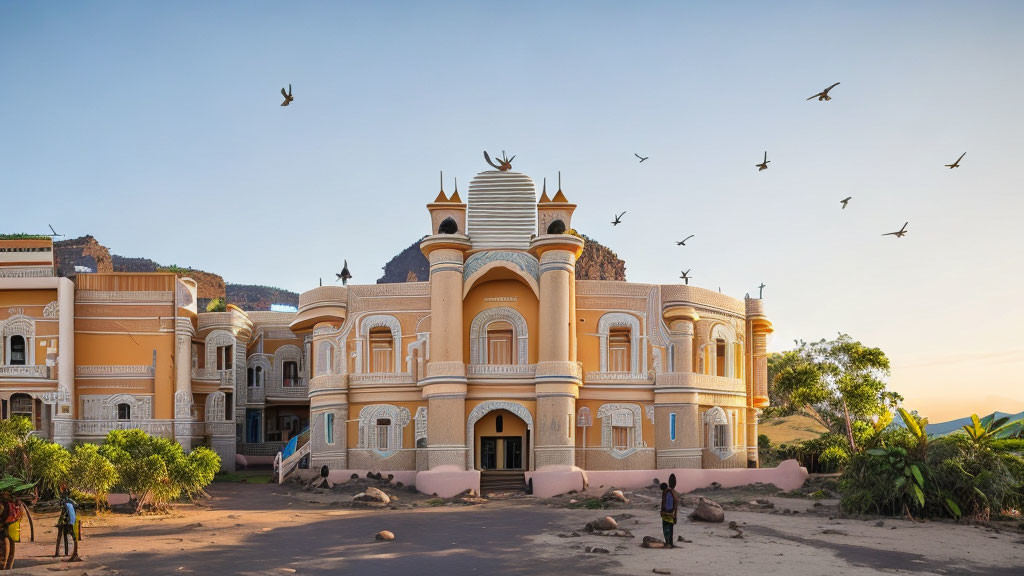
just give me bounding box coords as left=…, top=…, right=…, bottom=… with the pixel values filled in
left=840, top=196, right=852, bottom=209
left=882, top=222, right=909, bottom=238
left=336, top=260, right=352, bottom=285
left=611, top=212, right=626, bottom=226
left=945, top=152, right=966, bottom=169
left=756, top=151, right=770, bottom=171
left=679, top=269, right=692, bottom=285
left=280, top=84, right=294, bottom=106
left=634, top=153, right=649, bottom=163
left=807, top=82, right=840, bottom=101
left=676, top=235, right=695, bottom=246
left=47, top=224, right=64, bottom=238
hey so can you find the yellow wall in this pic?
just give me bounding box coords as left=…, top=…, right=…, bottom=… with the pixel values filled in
left=346, top=401, right=425, bottom=450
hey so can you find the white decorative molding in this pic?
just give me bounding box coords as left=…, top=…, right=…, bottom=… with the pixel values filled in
left=175, top=389, right=194, bottom=420
left=596, top=403, right=645, bottom=459
left=596, top=312, right=642, bottom=373
left=704, top=406, right=733, bottom=459
left=356, top=404, right=411, bottom=458
left=76, top=365, right=154, bottom=377
left=206, top=391, right=226, bottom=422
left=645, top=404, right=655, bottom=424
left=468, top=306, right=529, bottom=365
left=0, top=365, right=48, bottom=378
left=80, top=394, right=153, bottom=421
left=349, top=372, right=415, bottom=386
left=1, top=313, right=36, bottom=366
left=75, top=290, right=173, bottom=303
left=357, top=314, right=402, bottom=374
left=467, top=364, right=537, bottom=378
left=42, top=301, right=59, bottom=318
left=414, top=406, right=428, bottom=448
left=465, top=400, right=534, bottom=470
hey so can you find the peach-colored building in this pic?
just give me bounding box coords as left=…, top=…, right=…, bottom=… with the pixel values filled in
left=279, top=159, right=773, bottom=488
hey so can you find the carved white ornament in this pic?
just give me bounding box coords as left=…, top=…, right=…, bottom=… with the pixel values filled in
left=597, top=312, right=642, bottom=373
left=596, top=403, right=645, bottom=458
left=356, top=404, right=411, bottom=458
left=357, top=315, right=402, bottom=373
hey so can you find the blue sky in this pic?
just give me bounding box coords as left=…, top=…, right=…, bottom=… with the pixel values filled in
left=2, top=1, right=1022, bottom=420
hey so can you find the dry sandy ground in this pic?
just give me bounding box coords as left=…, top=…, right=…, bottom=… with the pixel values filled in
left=3, top=481, right=1022, bottom=576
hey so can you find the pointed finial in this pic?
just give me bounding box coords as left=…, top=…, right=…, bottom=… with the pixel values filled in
left=433, top=170, right=448, bottom=202
left=552, top=171, right=568, bottom=202
left=539, top=177, right=551, bottom=203
left=449, top=176, right=462, bottom=203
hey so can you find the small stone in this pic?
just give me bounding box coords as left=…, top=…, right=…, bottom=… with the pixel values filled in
left=641, top=536, right=667, bottom=549
left=586, top=516, right=618, bottom=531
left=875, top=520, right=885, bottom=527
left=375, top=530, right=395, bottom=541
left=653, top=570, right=671, bottom=575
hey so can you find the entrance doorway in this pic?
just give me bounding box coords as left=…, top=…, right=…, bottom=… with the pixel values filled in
left=473, top=408, right=529, bottom=471
left=480, top=436, right=523, bottom=470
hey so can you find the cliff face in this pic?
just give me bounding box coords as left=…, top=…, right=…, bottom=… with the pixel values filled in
left=225, top=284, right=299, bottom=310
left=376, top=232, right=626, bottom=283
left=53, top=235, right=296, bottom=311
left=54, top=236, right=113, bottom=277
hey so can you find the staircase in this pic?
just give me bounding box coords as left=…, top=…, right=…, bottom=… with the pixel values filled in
left=480, top=470, right=527, bottom=494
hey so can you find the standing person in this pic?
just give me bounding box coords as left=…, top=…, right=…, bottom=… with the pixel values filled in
left=660, top=474, right=679, bottom=547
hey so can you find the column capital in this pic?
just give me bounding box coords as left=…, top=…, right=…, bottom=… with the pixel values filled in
left=529, top=234, right=584, bottom=260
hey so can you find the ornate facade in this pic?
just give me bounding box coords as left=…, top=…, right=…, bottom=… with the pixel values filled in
left=287, top=160, right=774, bottom=478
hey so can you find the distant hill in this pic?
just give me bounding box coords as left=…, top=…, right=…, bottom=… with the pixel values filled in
left=53, top=236, right=297, bottom=312
left=919, top=411, right=1024, bottom=437
left=376, top=232, right=627, bottom=284
left=757, top=413, right=829, bottom=445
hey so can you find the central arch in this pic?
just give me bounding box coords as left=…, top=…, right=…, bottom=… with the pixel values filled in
left=466, top=400, right=534, bottom=471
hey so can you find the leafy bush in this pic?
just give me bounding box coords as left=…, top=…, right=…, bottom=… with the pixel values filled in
left=100, top=429, right=220, bottom=511
left=24, top=437, right=70, bottom=496
left=991, top=438, right=1024, bottom=453
left=928, top=434, right=1022, bottom=521
left=819, top=445, right=850, bottom=473
left=206, top=297, right=227, bottom=312
left=68, top=444, right=119, bottom=510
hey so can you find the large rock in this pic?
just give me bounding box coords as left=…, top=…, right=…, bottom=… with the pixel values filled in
left=354, top=486, right=391, bottom=506
left=602, top=489, right=629, bottom=504
left=689, top=497, right=725, bottom=523
left=375, top=530, right=395, bottom=541
left=585, top=516, right=618, bottom=532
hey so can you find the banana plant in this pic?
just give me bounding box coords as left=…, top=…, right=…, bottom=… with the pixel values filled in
left=962, top=414, right=1022, bottom=444
left=866, top=445, right=926, bottom=520
left=898, top=408, right=930, bottom=458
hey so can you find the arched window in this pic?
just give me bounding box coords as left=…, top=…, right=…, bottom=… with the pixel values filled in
left=486, top=321, right=515, bottom=365
left=439, top=217, right=459, bottom=234
left=247, top=368, right=254, bottom=388
left=369, top=328, right=393, bottom=373
left=255, top=366, right=264, bottom=387
left=116, top=403, right=131, bottom=421
left=608, top=327, right=631, bottom=372
left=9, top=335, right=25, bottom=366
left=283, top=361, right=298, bottom=387
left=10, top=394, right=32, bottom=421
left=546, top=219, right=566, bottom=234
left=704, top=407, right=732, bottom=458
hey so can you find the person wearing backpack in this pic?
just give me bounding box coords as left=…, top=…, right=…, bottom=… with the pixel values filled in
left=660, top=473, right=679, bottom=547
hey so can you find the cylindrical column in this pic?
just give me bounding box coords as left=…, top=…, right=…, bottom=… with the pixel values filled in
left=669, top=321, right=695, bottom=373
left=422, top=245, right=470, bottom=469
left=534, top=249, right=579, bottom=468
left=52, top=278, right=75, bottom=447
left=174, top=317, right=196, bottom=451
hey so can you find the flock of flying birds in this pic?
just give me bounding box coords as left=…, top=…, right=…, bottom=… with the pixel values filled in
left=276, top=81, right=967, bottom=291
left=616, top=81, right=969, bottom=288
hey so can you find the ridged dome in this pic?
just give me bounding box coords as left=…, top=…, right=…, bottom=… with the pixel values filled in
left=467, top=170, right=536, bottom=250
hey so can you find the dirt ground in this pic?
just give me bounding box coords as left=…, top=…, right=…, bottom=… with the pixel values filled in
left=3, top=477, right=1022, bottom=576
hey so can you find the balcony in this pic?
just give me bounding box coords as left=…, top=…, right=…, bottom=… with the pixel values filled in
left=309, top=374, right=346, bottom=394
left=654, top=372, right=746, bottom=394
left=74, top=419, right=175, bottom=439
left=349, top=372, right=416, bottom=386
left=467, top=364, right=537, bottom=379
left=0, top=365, right=50, bottom=379
left=585, top=371, right=654, bottom=385
left=246, top=386, right=266, bottom=404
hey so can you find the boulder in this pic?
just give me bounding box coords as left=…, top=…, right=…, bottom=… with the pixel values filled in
left=688, top=497, right=725, bottom=523
left=375, top=530, right=395, bottom=541
left=585, top=516, right=618, bottom=532
left=641, top=536, right=667, bottom=549
left=354, top=486, right=391, bottom=506
left=603, top=489, right=629, bottom=504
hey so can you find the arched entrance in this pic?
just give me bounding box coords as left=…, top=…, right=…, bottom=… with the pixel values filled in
left=466, top=401, right=533, bottom=471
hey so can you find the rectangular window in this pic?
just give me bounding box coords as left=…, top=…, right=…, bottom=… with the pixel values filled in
left=608, top=328, right=631, bottom=372
left=486, top=322, right=515, bottom=364
left=716, top=340, right=726, bottom=376
left=325, top=413, right=335, bottom=445
left=670, top=413, right=677, bottom=442
left=216, top=345, right=233, bottom=371
left=376, top=418, right=391, bottom=451
left=369, top=329, right=393, bottom=373
left=612, top=426, right=630, bottom=450
left=713, top=423, right=729, bottom=450
left=283, top=361, right=299, bottom=387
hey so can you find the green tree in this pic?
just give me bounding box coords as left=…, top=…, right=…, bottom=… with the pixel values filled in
left=68, top=443, right=118, bottom=511
left=769, top=334, right=901, bottom=451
